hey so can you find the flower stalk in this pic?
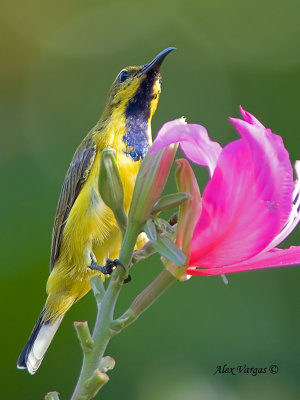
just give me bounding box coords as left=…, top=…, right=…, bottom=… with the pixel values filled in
left=111, top=269, right=176, bottom=334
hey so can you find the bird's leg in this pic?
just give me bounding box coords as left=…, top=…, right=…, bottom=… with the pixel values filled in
left=89, top=253, right=126, bottom=276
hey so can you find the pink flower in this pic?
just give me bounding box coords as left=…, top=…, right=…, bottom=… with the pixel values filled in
left=152, top=107, right=300, bottom=276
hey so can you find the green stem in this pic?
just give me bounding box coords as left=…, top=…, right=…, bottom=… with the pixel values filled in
left=126, top=269, right=176, bottom=316
left=118, top=222, right=141, bottom=270
left=111, top=270, right=176, bottom=333
left=74, top=322, right=94, bottom=353
left=83, top=371, right=109, bottom=399
left=70, top=223, right=140, bottom=400
left=113, top=208, right=127, bottom=237
left=70, top=223, right=177, bottom=400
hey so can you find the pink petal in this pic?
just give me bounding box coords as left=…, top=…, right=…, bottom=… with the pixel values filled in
left=187, top=246, right=300, bottom=275
left=190, top=139, right=285, bottom=268
left=151, top=120, right=222, bottom=176
left=229, top=115, right=293, bottom=232
left=151, top=119, right=186, bottom=153
left=239, top=106, right=265, bottom=128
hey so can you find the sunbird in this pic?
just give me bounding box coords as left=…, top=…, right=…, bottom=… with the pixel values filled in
left=17, top=47, right=175, bottom=374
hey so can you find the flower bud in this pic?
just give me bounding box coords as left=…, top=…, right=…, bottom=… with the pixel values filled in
left=128, top=143, right=178, bottom=228
left=152, top=192, right=190, bottom=214
left=163, top=159, right=202, bottom=280
left=99, top=148, right=127, bottom=233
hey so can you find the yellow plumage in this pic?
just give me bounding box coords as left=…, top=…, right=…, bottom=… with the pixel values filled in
left=45, top=150, right=142, bottom=320
left=17, top=47, right=175, bottom=374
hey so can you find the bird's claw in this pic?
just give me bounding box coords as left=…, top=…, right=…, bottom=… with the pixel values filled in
left=103, top=258, right=125, bottom=274
left=89, top=256, right=125, bottom=275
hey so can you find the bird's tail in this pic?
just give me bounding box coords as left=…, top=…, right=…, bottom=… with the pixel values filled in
left=17, top=308, right=64, bottom=375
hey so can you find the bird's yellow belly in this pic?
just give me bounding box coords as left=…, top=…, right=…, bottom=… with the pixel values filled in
left=56, top=185, right=116, bottom=270
left=45, top=149, right=147, bottom=322
left=46, top=151, right=141, bottom=303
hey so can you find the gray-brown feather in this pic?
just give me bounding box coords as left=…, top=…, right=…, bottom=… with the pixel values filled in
left=50, top=134, right=97, bottom=271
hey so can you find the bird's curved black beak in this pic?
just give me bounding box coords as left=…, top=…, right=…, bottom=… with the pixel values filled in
left=141, top=47, right=176, bottom=74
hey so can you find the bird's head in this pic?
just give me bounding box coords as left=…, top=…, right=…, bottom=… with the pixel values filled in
left=101, top=47, right=176, bottom=123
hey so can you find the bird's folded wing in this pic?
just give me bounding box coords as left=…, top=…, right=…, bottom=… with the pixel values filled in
left=50, top=136, right=97, bottom=271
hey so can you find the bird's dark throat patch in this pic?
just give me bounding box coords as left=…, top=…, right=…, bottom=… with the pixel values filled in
left=123, top=71, right=157, bottom=161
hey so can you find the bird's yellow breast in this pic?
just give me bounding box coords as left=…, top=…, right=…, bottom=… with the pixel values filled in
left=46, top=143, right=142, bottom=319
left=51, top=135, right=141, bottom=272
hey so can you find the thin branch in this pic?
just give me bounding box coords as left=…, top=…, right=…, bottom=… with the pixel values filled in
left=111, top=269, right=176, bottom=333
left=74, top=322, right=94, bottom=353
left=70, top=223, right=140, bottom=400
left=130, top=269, right=176, bottom=315
left=84, top=370, right=109, bottom=399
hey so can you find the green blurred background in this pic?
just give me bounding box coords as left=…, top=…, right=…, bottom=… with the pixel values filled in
left=1, top=0, right=300, bottom=399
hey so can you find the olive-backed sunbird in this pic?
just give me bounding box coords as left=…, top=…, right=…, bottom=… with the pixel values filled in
left=17, top=47, right=175, bottom=374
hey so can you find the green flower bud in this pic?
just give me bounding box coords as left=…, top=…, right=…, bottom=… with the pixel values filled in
left=99, top=148, right=127, bottom=234
left=152, top=192, right=190, bottom=214
left=128, top=143, right=178, bottom=228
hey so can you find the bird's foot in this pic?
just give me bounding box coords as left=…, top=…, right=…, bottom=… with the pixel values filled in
left=89, top=256, right=125, bottom=275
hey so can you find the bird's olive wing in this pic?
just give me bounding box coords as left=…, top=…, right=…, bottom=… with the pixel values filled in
left=50, top=138, right=97, bottom=271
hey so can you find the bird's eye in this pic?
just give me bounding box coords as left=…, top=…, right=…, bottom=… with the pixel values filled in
left=118, top=70, right=129, bottom=83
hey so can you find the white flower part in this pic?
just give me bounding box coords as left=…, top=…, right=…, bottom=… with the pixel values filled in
left=263, top=160, right=300, bottom=252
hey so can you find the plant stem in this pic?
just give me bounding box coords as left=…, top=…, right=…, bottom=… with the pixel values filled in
left=70, top=223, right=140, bottom=400
left=74, top=322, right=94, bottom=353
left=111, top=270, right=176, bottom=333
left=70, top=223, right=177, bottom=400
